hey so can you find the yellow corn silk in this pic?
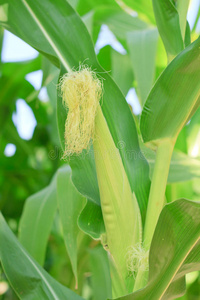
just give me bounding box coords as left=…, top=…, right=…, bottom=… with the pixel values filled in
left=60, top=66, right=102, bottom=158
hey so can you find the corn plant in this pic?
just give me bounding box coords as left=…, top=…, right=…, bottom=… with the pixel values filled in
left=0, top=0, right=200, bottom=299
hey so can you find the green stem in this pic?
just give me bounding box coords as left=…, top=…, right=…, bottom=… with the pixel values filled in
left=132, top=140, right=174, bottom=292
left=143, top=140, right=174, bottom=250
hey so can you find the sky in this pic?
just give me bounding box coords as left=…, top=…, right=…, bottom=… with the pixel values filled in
left=2, top=0, right=200, bottom=157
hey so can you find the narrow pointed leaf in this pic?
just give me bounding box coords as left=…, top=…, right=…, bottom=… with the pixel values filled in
left=141, top=37, right=200, bottom=146
left=89, top=246, right=112, bottom=300
left=184, top=21, right=191, bottom=47
left=0, top=26, right=3, bottom=58
left=152, top=0, right=184, bottom=58
left=94, top=6, right=148, bottom=48
left=111, top=49, right=134, bottom=96
left=97, top=46, right=134, bottom=97
left=143, top=146, right=200, bottom=183
left=60, top=146, right=103, bottom=239
left=57, top=165, right=86, bottom=282
left=127, top=28, right=158, bottom=104
left=19, top=177, right=57, bottom=266
left=0, top=213, right=83, bottom=300
left=121, top=0, right=155, bottom=24
left=176, top=0, right=190, bottom=40
left=69, top=148, right=100, bottom=205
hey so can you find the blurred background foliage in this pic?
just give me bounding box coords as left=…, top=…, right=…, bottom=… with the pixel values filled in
left=0, top=0, right=200, bottom=299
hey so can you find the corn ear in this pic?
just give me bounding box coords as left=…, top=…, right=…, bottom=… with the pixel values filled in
left=60, top=67, right=142, bottom=294
left=93, top=105, right=142, bottom=293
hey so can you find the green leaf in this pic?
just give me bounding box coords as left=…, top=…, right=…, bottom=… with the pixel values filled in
left=174, top=126, right=188, bottom=154
left=78, top=200, right=105, bottom=239
left=97, top=45, right=112, bottom=72
left=152, top=0, right=184, bottom=59
left=140, top=37, right=200, bottom=147
left=89, top=246, right=112, bottom=300
left=67, top=0, right=79, bottom=10
left=187, top=107, right=200, bottom=156
left=1, top=56, right=41, bottom=82
left=0, top=213, right=84, bottom=300
left=97, top=45, right=134, bottom=98
left=0, top=57, right=41, bottom=131
left=176, top=0, right=190, bottom=40
left=19, top=176, right=57, bottom=265
left=162, top=277, right=186, bottom=300
left=111, top=49, right=134, bottom=97
left=0, top=26, right=4, bottom=59
left=127, top=29, right=158, bottom=104
left=77, top=0, right=119, bottom=16
left=113, top=199, right=200, bottom=300
left=184, top=21, right=191, bottom=47
left=57, top=165, right=86, bottom=283
left=142, top=146, right=200, bottom=183
left=192, top=4, right=200, bottom=33
left=0, top=0, right=150, bottom=225
left=81, top=11, right=94, bottom=36
left=69, top=148, right=100, bottom=206
left=185, top=274, right=200, bottom=299
left=166, top=181, right=194, bottom=204
left=121, top=0, right=155, bottom=24
left=169, top=158, right=200, bottom=184
left=94, top=6, right=148, bottom=49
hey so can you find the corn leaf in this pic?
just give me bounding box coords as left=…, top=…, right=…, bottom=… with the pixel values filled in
left=97, top=45, right=134, bottom=97
left=142, top=146, right=200, bottom=183
left=19, top=176, right=57, bottom=266
left=152, top=0, right=184, bottom=59
left=127, top=28, right=158, bottom=104
left=113, top=199, right=200, bottom=300
left=57, top=165, right=86, bottom=282
left=121, top=0, right=155, bottom=24
left=89, top=246, right=112, bottom=300
left=67, top=147, right=105, bottom=239
left=176, top=0, right=190, bottom=40
left=184, top=21, right=191, bottom=47
left=111, top=48, right=134, bottom=96
left=141, top=37, right=200, bottom=147
left=78, top=201, right=105, bottom=239
left=0, top=213, right=83, bottom=300
left=94, top=6, right=148, bottom=49
left=0, top=26, right=3, bottom=57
